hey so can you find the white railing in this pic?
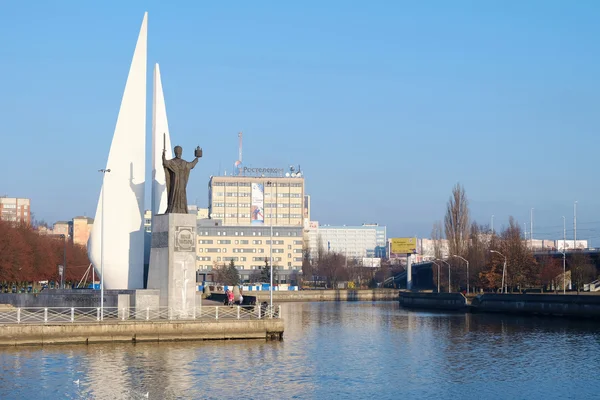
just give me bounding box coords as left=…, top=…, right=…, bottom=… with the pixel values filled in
left=0, top=305, right=282, bottom=325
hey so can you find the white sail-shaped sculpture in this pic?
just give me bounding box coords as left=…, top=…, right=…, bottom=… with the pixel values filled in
left=151, top=63, right=173, bottom=217
left=88, top=13, right=148, bottom=289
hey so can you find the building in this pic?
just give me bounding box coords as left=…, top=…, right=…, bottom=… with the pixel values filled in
left=53, top=221, right=70, bottom=238
left=71, top=216, right=94, bottom=246
left=208, top=174, right=305, bottom=227
left=196, top=219, right=303, bottom=284
left=306, top=223, right=387, bottom=261
left=303, top=194, right=311, bottom=222
left=0, top=197, right=31, bottom=225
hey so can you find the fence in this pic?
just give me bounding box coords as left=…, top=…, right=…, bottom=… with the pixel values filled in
left=0, top=305, right=281, bottom=325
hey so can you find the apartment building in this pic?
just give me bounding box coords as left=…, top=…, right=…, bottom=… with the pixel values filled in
left=0, top=197, right=31, bottom=225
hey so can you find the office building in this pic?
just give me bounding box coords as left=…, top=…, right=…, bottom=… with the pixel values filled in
left=196, top=219, right=303, bottom=284
left=208, top=173, right=305, bottom=227
left=306, top=223, right=387, bottom=261
left=0, top=197, right=31, bottom=225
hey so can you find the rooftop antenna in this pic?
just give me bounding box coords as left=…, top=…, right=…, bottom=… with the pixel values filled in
left=235, top=132, right=243, bottom=176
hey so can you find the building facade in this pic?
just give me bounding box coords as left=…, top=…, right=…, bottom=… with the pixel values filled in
left=0, top=197, right=31, bottom=225
left=208, top=175, right=305, bottom=227
left=196, top=219, right=303, bottom=283
left=306, top=223, right=387, bottom=261
left=71, top=216, right=94, bottom=246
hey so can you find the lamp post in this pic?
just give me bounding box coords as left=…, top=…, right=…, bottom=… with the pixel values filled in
left=490, top=250, right=507, bottom=293
left=61, top=234, right=67, bottom=289
left=266, top=180, right=274, bottom=314
left=431, top=260, right=441, bottom=293
left=574, top=201, right=578, bottom=250
left=437, top=259, right=451, bottom=292
left=452, top=255, right=469, bottom=294
left=98, top=168, right=111, bottom=320
left=562, top=216, right=566, bottom=294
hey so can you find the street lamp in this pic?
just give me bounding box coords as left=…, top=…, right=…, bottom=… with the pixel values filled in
left=266, top=180, right=274, bottom=315
left=561, top=216, right=566, bottom=294
left=490, top=250, right=507, bottom=293
left=98, top=168, right=111, bottom=320
left=452, top=255, right=469, bottom=294
left=60, top=234, right=67, bottom=289
left=430, top=260, right=441, bottom=293
left=437, top=259, right=451, bottom=293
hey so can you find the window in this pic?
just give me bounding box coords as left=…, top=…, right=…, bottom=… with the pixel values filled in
left=213, top=181, right=225, bottom=186
left=288, top=253, right=292, bottom=258
left=198, top=248, right=203, bottom=253
left=240, top=240, right=249, bottom=244
left=198, top=239, right=214, bottom=244
left=294, top=249, right=303, bottom=253
left=222, top=248, right=227, bottom=253
left=253, top=240, right=262, bottom=245
left=206, top=248, right=221, bottom=253
left=217, top=240, right=231, bottom=244
left=288, top=262, right=292, bottom=267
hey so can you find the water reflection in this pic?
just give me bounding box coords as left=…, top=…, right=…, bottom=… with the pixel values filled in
left=0, top=302, right=599, bottom=399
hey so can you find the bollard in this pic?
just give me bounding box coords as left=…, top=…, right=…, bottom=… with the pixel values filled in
left=44, top=308, right=48, bottom=323
left=237, top=305, right=240, bottom=319
left=71, top=307, right=74, bottom=323
left=146, top=307, right=150, bottom=321
left=216, top=307, right=219, bottom=320
left=97, top=307, right=100, bottom=321
left=17, top=308, right=20, bottom=323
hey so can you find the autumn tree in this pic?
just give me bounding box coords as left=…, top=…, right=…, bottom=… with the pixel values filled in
left=569, top=253, right=597, bottom=293
left=444, top=183, right=470, bottom=258
left=538, top=256, right=563, bottom=292
left=497, top=217, right=537, bottom=291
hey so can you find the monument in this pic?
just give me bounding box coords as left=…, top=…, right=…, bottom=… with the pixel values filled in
left=147, top=145, right=202, bottom=316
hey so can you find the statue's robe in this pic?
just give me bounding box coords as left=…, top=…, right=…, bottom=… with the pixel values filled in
left=163, top=157, right=198, bottom=214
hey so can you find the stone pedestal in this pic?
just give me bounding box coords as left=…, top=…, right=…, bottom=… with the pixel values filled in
left=147, top=214, right=197, bottom=318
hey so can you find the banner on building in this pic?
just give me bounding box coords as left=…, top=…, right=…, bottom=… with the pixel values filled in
left=251, top=183, right=264, bottom=224
left=391, top=237, right=417, bottom=254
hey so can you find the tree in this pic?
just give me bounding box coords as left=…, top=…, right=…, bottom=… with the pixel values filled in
left=538, top=256, right=563, bottom=292
left=213, top=260, right=240, bottom=286
left=569, top=253, right=597, bottom=293
left=498, top=217, right=537, bottom=291
left=431, top=221, right=444, bottom=260
left=444, top=183, right=470, bottom=258
left=258, top=257, right=278, bottom=284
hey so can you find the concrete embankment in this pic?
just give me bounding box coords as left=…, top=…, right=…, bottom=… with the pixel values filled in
left=398, top=292, right=600, bottom=319
left=237, top=289, right=398, bottom=302
left=0, top=319, right=284, bottom=347
left=399, top=292, right=468, bottom=311
left=472, top=294, right=600, bottom=319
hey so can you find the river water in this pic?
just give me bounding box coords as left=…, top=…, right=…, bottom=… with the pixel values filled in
left=1, top=302, right=599, bottom=399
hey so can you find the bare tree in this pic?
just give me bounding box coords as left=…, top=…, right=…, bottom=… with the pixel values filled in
left=431, top=221, right=444, bottom=260
left=444, top=183, right=470, bottom=257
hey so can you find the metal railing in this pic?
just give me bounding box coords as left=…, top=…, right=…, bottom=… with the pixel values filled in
left=0, top=305, right=281, bottom=325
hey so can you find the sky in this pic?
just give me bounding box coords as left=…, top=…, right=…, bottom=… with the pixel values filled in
left=1, top=1, right=599, bottom=242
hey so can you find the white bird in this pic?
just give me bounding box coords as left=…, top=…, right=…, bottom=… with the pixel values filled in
left=73, top=379, right=80, bottom=385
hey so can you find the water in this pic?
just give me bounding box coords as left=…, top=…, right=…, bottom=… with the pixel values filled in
left=1, top=302, right=599, bottom=399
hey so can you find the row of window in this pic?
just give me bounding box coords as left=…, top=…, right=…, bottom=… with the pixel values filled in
left=212, top=192, right=302, bottom=198
left=212, top=182, right=302, bottom=188
left=197, top=263, right=300, bottom=270
left=198, top=231, right=299, bottom=237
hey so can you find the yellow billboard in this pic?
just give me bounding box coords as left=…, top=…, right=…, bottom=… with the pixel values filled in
left=391, top=238, right=417, bottom=254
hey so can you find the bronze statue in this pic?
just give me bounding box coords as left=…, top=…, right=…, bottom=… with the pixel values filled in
left=163, top=142, right=202, bottom=214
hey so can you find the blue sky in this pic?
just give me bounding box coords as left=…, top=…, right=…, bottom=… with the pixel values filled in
left=1, top=1, right=599, bottom=241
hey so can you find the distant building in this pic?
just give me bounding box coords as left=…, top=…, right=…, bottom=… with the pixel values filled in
left=53, top=221, right=70, bottom=239
left=0, top=197, right=31, bottom=225
left=306, top=223, right=386, bottom=260
left=71, top=216, right=94, bottom=246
